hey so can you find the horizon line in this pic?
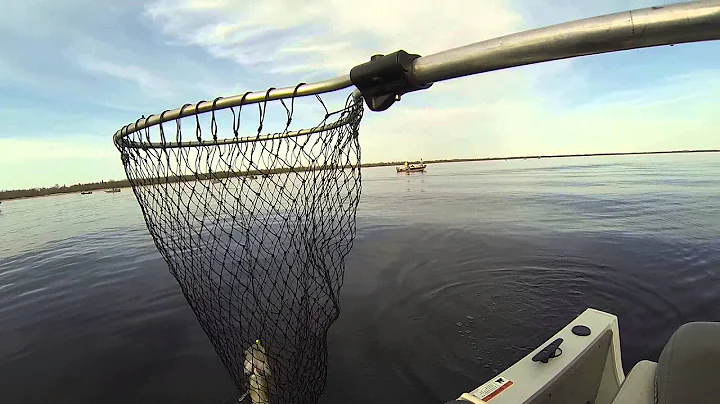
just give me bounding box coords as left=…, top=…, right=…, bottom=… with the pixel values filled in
left=2, top=148, right=719, bottom=199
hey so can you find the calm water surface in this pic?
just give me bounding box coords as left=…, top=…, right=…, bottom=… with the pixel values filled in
left=2, top=155, right=720, bottom=403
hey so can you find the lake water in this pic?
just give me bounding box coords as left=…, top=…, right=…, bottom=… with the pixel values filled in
left=2, top=155, right=720, bottom=403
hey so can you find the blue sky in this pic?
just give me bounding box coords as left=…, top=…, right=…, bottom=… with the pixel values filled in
left=1, top=0, right=719, bottom=190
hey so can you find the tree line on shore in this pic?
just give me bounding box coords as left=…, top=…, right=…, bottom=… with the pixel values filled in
left=0, top=179, right=132, bottom=201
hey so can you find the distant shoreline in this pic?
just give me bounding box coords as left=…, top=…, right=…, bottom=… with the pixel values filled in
left=2, top=148, right=718, bottom=201
left=363, top=149, right=720, bottom=167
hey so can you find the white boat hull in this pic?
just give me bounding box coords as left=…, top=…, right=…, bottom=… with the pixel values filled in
left=396, top=164, right=427, bottom=173
left=455, top=308, right=624, bottom=404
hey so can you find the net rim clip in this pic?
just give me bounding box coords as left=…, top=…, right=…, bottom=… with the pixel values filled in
left=349, top=50, right=433, bottom=112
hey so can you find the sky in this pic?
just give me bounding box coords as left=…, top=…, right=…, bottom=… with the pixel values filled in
left=1, top=0, right=719, bottom=190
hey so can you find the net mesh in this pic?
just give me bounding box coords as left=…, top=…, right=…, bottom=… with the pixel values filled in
left=115, top=91, right=363, bottom=404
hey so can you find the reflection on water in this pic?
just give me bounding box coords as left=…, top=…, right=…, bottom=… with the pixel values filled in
left=2, top=154, right=720, bottom=403
left=0, top=190, right=146, bottom=258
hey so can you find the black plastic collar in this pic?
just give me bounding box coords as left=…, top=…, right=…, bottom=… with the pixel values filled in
left=350, top=50, right=432, bottom=112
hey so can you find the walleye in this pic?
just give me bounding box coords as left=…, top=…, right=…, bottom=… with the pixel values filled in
left=244, top=339, right=272, bottom=404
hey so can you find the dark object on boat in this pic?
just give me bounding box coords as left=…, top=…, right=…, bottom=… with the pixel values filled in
left=532, top=338, right=564, bottom=363
left=104, top=188, right=121, bottom=193
left=572, top=325, right=591, bottom=336
left=80, top=191, right=93, bottom=195
left=396, top=163, right=427, bottom=173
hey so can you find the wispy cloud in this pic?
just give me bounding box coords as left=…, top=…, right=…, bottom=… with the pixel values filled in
left=571, top=68, right=720, bottom=111
left=143, top=0, right=522, bottom=75
left=77, top=56, right=175, bottom=98
left=0, top=58, right=38, bottom=87
left=69, top=46, right=244, bottom=108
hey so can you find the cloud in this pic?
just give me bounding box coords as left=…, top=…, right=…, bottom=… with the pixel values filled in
left=144, top=0, right=522, bottom=76
left=571, top=68, right=720, bottom=112
left=73, top=53, right=233, bottom=102
left=77, top=56, right=175, bottom=98
left=0, top=58, right=38, bottom=87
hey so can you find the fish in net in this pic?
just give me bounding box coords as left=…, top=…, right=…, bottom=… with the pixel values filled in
left=114, top=90, right=363, bottom=404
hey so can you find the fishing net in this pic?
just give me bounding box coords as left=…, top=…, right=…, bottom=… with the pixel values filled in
left=114, top=89, right=363, bottom=404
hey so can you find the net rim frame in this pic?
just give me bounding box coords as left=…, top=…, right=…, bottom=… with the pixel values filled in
left=113, top=78, right=357, bottom=149
left=118, top=106, right=357, bottom=150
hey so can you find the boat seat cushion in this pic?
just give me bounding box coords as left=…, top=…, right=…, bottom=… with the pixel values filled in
left=611, top=360, right=656, bottom=404
left=656, top=322, right=720, bottom=404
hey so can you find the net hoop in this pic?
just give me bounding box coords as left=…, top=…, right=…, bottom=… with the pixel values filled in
left=117, top=117, right=355, bottom=150
left=113, top=78, right=356, bottom=148
left=114, top=84, right=364, bottom=404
